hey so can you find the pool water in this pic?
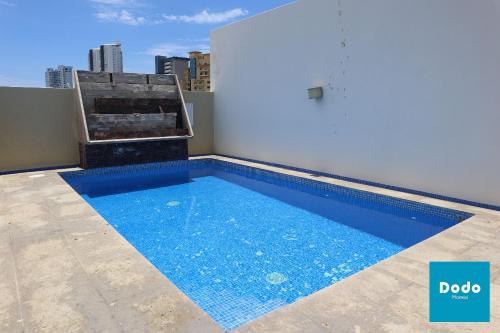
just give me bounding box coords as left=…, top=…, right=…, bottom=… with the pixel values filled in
left=62, top=159, right=471, bottom=330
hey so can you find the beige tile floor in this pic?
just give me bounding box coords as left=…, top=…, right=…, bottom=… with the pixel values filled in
left=0, top=155, right=498, bottom=332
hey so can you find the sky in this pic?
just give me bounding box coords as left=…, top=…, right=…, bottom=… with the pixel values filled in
left=0, top=0, right=294, bottom=87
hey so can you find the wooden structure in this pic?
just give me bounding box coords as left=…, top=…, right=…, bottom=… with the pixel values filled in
left=74, top=71, right=193, bottom=168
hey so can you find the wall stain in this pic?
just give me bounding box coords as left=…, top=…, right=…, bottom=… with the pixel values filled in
left=331, top=0, right=350, bottom=132
left=328, top=75, right=335, bottom=91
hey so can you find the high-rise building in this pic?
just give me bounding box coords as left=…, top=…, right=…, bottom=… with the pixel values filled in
left=164, top=57, right=189, bottom=77
left=155, top=55, right=190, bottom=89
left=45, top=65, right=73, bottom=88
left=155, top=55, right=168, bottom=74
left=87, top=43, right=123, bottom=73
left=100, top=43, right=123, bottom=73
left=155, top=56, right=188, bottom=77
left=187, top=51, right=210, bottom=91
left=153, top=51, right=210, bottom=91
left=88, top=48, right=101, bottom=72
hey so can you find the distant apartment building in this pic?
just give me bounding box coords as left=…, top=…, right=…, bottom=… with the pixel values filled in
left=101, top=43, right=123, bottom=73
left=154, top=55, right=168, bottom=74
left=155, top=56, right=189, bottom=84
left=88, top=43, right=123, bottom=73
left=45, top=65, right=73, bottom=88
left=88, top=48, right=101, bottom=72
left=187, top=51, right=210, bottom=91
left=153, top=51, right=210, bottom=91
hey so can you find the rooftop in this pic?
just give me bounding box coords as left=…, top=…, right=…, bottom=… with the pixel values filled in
left=1, top=0, right=499, bottom=332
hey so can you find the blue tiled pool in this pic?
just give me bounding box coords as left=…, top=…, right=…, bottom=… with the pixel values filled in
left=61, top=159, right=471, bottom=330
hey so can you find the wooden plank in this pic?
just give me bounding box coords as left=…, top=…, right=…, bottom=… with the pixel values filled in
left=148, top=74, right=176, bottom=85
left=94, top=98, right=181, bottom=106
left=81, top=96, right=97, bottom=115
left=82, top=92, right=179, bottom=103
left=89, top=128, right=189, bottom=140
left=76, top=73, right=182, bottom=121
left=87, top=113, right=178, bottom=139
left=112, top=73, right=148, bottom=84
left=79, top=82, right=178, bottom=94
left=86, top=113, right=185, bottom=140
left=94, top=98, right=181, bottom=114
left=77, top=71, right=111, bottom=83
left=88, top=113, right=177, bottom=125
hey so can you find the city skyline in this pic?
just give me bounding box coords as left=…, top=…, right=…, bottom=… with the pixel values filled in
left=0, top=0, right=293, bottom=87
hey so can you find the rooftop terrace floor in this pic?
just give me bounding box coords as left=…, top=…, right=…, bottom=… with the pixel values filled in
left=0, top=155, right=499, bottom=332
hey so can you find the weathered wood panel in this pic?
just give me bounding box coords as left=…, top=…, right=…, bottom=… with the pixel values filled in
left=79, top=82, right=178, bottom=93
left=94, top=98, right=181, bottom=114
left=88, top=113, right=177, bottom=126
left=75, top=70, right=189, bottom=144
left=112, top=73, right=148, bottom=84
left=148, top=74, right=176, bottom=85
left=81, top=92, right=179, bottom=115
left=78, top=71, right=111, bottom=83
left=87, top=113, right=179, bottom=140
left=82, top=91, right=178, bottom=100
left=89, top=128, right=189, bottom=140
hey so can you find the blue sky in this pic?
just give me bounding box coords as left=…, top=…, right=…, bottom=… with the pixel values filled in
left=0, top=0, right=293, bottom=87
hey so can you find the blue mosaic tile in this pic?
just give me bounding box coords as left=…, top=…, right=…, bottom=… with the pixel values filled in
left=217, top=154, right=500, bottom=212
left=61, top=158, right=473, bottom=222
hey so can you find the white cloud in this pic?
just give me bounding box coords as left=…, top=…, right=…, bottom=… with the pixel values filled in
left=91, top=3, right=247, bottom=27
left=146, top=43, right=209, bottom=57
left=96, top=9, right=146, bottom=25
left=163, top=8, right=248, bottom=24
left=90, top=0, right=146, bottom=25
left=0, top=1, right=15, bottom=6
left=90, top=0, right=136, bottom=6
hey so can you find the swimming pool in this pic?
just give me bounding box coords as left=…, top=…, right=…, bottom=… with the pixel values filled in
left=61, top=159, right=472, bottom=331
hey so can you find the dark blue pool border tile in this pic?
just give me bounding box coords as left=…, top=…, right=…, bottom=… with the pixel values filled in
left=216, top=154, right=500, bottom=212
left=206, top=159, right=472, bottom=222
left=60, top=158, right=473, bottom=223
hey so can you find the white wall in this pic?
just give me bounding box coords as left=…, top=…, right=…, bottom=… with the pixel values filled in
left=211, top=0, right=500, bottom=206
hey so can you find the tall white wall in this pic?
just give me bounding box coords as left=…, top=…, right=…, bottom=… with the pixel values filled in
left=211, top=0, right=500, bottom=206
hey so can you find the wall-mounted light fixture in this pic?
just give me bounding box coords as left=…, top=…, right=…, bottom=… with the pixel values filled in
left=308, top=86, right=323, bottom=100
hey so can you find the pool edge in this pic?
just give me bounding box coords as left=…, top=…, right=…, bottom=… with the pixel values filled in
left=5, top=155, right=496, bottom=332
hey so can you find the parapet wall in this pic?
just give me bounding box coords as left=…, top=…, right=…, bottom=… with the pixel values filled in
left=0, top=87, right=79, bottom=172
left=0, top=86, right=213, bottom=173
